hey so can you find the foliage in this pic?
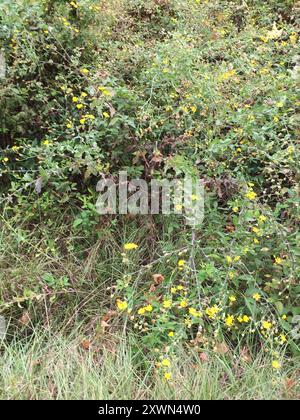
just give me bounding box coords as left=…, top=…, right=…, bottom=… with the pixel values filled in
left=0, top=0, right=299, bottom=387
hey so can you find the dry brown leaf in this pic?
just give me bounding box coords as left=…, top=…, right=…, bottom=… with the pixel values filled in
left=152, top=273, right=165, bottom=285
left=240, top=346, right=252, bottom=363
left=214, top=342, right=229, bottom=354
left=19, top=310, right=30, bottom=326
left=80, top=339, right=91, bottom=351
left=199, top=352, right=210, bottom=362
left=149, top=284, right=157, bottom=293
left=285, top=378, right=296, bottom=392
left=101, top=320, right=110, bottom=332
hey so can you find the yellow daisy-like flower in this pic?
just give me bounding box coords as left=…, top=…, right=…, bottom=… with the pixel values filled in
left=226, top=256, right=232, bottom=264
left=179, top=300, right=188, bottom=308
left=164, top=372, right=172, bottom=380
left=145, top=304, right=153, bottom=312
left=272, top=360, right=281, bottom=370
left=81, top=68, right=89, bottom=75
left=76, top=104, right=84, bottom=109
left=232, top=207, right=239, bottom=213
left=171, top=287, right=177, bottom=294
left=262, top=321, right=272, bottom=330
left=168, top=331, right=174, bottom=337
left=178, top=259, right=185, bottom=267
left=162, top=358, right=171, bottom=367
left=72, top=96, right=79, bottom=102
left=279, top=334, right=287, bottom=344
left=243, top=315, right=250, bottom=323
left=205, top=305, right=220, bottom=319
left=245, top=190, right=257, bottom=200
left=229, top=295, right=236, bottom=303
left=103, top=112, right=110, bottom=119
left=252, top=293, right=261, bottom=302
left=116, top=300, right=128, bottom=311
left=138, top=307, right=146, bottom=315
left=274, top=256, right=283, bottom=265
left=123, top=243, right=138, bottom=251
left=163, top=299, right=172, bottom=309
left=225, top=315, right=234, bottom=327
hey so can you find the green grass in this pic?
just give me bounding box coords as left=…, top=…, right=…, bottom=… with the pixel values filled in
left=1, top=328, right=299, bottom=400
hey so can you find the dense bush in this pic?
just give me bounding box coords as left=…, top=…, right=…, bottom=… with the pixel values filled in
left=0, top=0, right=299, bottom=379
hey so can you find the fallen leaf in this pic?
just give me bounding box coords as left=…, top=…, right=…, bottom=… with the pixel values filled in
left=285, top=378, right=296, bottom=392
left=240, top=346, right=252, bottom=363
left=19, top=310, right=30, bottom=326
left=80, top=339, right=91, bottom=351
left=214, top=342, right=229, bottom=354
left=199, top=352, right=210, bottom=362
left=152, top=274, right=165, bottom=285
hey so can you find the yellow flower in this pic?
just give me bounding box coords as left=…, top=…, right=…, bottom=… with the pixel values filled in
left=189, top=307, right=201, bottom=317
left=229, top=271, right=235, bottom=279
left=276, top=102, right=284, bottom=108
left=232, top=207, right=239, bottom=213
left=243, top=315, right=250, bottom=323
left=79, top=118, right=86, bottom=125
left=225, top=315, right=234, bottom=327
left=259, top=215, right=267, bottom=222
left=66, top=123, right=73, bottom=129
left=81, top=92, right=88, bottom=98
left=178, top=259, right=185, bottom=267
left=177, top=285, right=184, bottom=291
left=245, top=190, right=257, bottom=200
left=72, top=96, right=79, bottom=102
left=191, top=194, right=199, bottom=201
left=145, top=304, right=153, bottom=312
left=229, top=295, right=236, bottom=303
left=206, top=305, right=220, bottom=319
left=252, top=293, right=261, bottom=302
left=42, top=140, right=50, bottom=146
left=274, top=256, right=283, bottom=265
left=162, top=358, right=171, bottom=367
left=168, top=331, right=174, bottom=337
left=116, top=300, right=128, bottom=311
left=279, top=334, right=287, bottom=344
left=179, top=300, right=188, bottom=308
left=272, top=360, right=281, bottom=370
left=163, top=299, right=172, bottom=309
left=138, top=307, right=146, bottom=315
left=76, top=104, right=84, bottom=109
left=262, top=321, right=272, bottom=330
left=282, top=315, right=287, bottom=320
left=234, top=256, right=241, bottom=262
left=164, top=372, right=172, bottom=380
left=81, top=68, right=89, bottom=75
left=3, top=157, right=9, bottom=162
left=190, top=105, right=197, bottom=113
left=171, top=287, right=177, bottom=294
left=123, top=243, right=138, bottom=251
left=226, top=256, right=232, bottom=264
left=98, top=86, right=112, bottom=96
left=103, top=112, right=110, bottom=119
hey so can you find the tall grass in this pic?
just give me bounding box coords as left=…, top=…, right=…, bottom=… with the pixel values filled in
left=0, top=329, right=299, bottom=400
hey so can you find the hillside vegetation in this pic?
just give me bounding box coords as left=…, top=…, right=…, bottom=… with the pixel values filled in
left=0, top=0, right=299, bottom=399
